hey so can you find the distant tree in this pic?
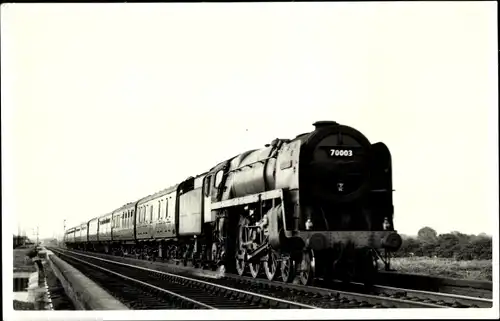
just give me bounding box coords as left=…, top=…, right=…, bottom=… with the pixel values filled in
left=450, top=231, right=471, bottom=244
left=422, top=242, right=437, bottom=257
left=394, top=227, right=492, bottom=261
left=437, top=233, right=459, bottom=249
left=417, top=226, right=438, bottom=244
left=394, top=237, right=421, bottom=257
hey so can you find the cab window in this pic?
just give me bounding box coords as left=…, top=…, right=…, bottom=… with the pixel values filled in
left=205, top=176, right=211, bottom=197
left=215, top=170, right=224, bottom=188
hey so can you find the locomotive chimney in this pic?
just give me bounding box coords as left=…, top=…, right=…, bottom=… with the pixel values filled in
left=313, top=121, right=338, bottom=129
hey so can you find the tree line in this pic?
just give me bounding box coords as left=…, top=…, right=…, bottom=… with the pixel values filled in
left=393, top=227, right=492, bottom=261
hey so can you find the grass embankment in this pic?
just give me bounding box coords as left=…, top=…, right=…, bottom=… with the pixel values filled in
left=13, top=248, right=37, bottom=273
left=13, top=300, right=35, bottom=310
left=390, top=257, right=492, bottom=282
left=13, top=248, right=37, bottom=310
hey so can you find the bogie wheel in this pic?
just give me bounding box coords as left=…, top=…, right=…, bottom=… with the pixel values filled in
left=298, top=251, right=314, bottom=286
left=280, top=255, right=296, bottom=283
left=249, top=262, right=260, bottom=278
left=264, top=251, right=279, bottom=281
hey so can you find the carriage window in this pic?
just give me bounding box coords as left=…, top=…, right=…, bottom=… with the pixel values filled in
left=150, top=205, right=153, bottom=222
left=165, top=198, right=169, bottom=218
left=158, top=201, right=161, bottom=219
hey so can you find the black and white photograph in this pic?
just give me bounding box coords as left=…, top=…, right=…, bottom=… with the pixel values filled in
left=2, top=2, right=498, bottom=320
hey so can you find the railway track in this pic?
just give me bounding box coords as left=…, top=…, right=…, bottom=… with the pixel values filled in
left=325, top=279, right=493, bottom=308
left=373, top=271, right=493, bottom=299
left=170, top=265, right=492, bottom=308
left=51, top=249, right=202, bottom=309
left=58, top=248, right=493, bottom=309
left=58, top=248, right=493, bottom=308
left=50, top=248, right=319, bottom=309
left=49, top=248, right=461, bottom=309
left=58, top=248, right=494, bottom=300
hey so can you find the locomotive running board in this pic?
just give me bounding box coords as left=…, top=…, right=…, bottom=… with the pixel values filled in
left=210, top=189, right=285, bottom=210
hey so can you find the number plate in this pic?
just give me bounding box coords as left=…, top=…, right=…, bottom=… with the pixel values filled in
left=328, top=148, right=354, bottom=157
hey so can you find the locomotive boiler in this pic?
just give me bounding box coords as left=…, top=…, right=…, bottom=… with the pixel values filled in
left=65, top=120, right=402, bottom=285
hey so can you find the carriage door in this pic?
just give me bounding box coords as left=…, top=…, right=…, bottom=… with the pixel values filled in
left=203, top=175, right=213, bottom=223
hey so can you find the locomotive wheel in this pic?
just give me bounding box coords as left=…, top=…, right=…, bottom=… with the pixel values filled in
left=298, top=251, right=314, bottom=286
left=355, top=248, right=379, bottom=285
left=236, top=216, right=250, bottom=276
left=236, top=258, right=246, bottom=276
left=280, top=255, right=296, bottom=283
left=341, top=255, right=357, bottom=282
left=211, top=243, right=219, bottom=271
left=236, top=250, right=246, bottom=276
left=182, top=245, right=190, bottom=266
left=264, top=251, right=279, bottom=281
left=249, top=262, right=261, bottom=278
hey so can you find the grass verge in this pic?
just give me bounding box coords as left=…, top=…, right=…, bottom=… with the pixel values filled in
left=13, top=248, right=37, bottom=273
left=390, top=257, right=492, bottom=281
left=13, top=300, right=35, bottom=310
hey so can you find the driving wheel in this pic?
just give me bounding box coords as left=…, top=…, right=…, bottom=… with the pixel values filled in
left=264, top=250, right=279, bottom=281
left=280, top=255, right=296, bottom=283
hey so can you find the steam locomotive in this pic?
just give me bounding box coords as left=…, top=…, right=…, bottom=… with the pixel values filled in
left=64, top=121, right=402, bottom=285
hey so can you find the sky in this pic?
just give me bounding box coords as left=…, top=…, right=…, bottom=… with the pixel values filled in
left=2, top=2, right=498, bottom=241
